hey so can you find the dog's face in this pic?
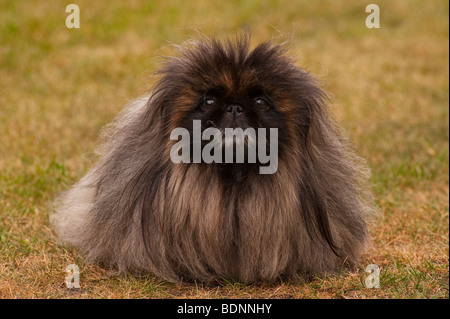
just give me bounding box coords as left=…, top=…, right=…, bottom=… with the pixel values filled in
left=175, top=48, right=290, bottom=137
left=156, top=38, right=317, bottom=164
left=193, top=84, right=275, bottom=132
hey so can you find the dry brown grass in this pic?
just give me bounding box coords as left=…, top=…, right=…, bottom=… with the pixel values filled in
left=0, top=0, right=448, bottom=299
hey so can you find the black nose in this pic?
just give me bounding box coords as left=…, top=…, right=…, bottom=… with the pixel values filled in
left=225, top=104, right=243, bottom=117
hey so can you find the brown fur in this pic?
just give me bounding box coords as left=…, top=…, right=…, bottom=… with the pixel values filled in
left=51, top=35, right=374, bottom=283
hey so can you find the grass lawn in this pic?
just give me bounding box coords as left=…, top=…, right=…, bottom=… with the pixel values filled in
left=0, top=0, right=448, bottom=298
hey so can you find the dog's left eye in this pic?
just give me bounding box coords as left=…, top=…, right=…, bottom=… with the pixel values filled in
left=255, top=98, right=270, bottom=110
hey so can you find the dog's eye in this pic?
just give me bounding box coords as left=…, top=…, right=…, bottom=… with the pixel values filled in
left=255, top=98, right=270, bottom=110
left=204, top=98, right=216, bottom=106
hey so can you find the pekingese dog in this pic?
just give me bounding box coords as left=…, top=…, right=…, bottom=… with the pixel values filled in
left=51, top=35, right=373, bottom=283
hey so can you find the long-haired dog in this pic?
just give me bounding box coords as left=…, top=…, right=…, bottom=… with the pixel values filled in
left=51, top=35, right=373, bottom=283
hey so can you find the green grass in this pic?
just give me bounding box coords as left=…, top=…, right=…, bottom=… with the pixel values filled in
left=0, top=0, right=448, bottom=298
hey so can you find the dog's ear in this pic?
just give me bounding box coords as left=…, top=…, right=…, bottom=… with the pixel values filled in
left=298, top=162, right=340, bottom=256
left=297, top=70, right=370, bottom=260
left=287, top=71, right=339, bottom=254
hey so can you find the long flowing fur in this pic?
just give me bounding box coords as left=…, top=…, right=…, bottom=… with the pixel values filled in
left=51, top=35, right=374, bottom=283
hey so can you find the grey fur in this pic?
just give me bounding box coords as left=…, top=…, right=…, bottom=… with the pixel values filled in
left=51, top=36, right=374, bottom=283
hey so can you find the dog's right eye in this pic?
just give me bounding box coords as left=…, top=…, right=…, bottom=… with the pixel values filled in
left=204, top=98, right=216, bottom=106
